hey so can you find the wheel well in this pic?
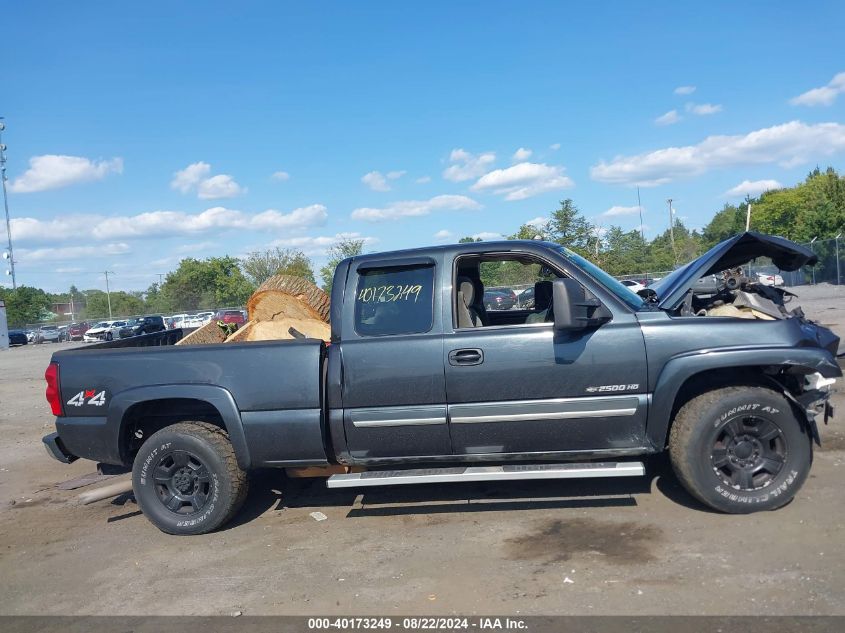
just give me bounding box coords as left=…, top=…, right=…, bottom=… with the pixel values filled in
left=665, top=365, right=793, bottom=445
left=121, top=398, right=225, bottom=464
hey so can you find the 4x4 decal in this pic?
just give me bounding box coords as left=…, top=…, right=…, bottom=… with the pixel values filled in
left=66, top=390, right=107, bottom=407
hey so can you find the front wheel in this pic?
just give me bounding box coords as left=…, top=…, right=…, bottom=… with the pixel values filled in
left=669, top=386, right=812, bottom=513
left=132, top=421, right=249, bottom=535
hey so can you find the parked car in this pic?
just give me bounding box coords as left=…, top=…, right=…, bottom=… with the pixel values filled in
left=197, top=311, right=215, bottom=325
left=214, top=309, right=246, bottom=326
left=517, top=286, right=535, bottom=309
left=118, top=316, right=167, bottom=339
left=756, top=271, right=784, bottom=287
left=483, top=289, right=515, bottom=311
left=43, top=232, right=838, bottom=535
left=102, top=321, right=127, bottom=341
left=620, top=279, right=646, bottom=293
left=8, top=329, right=28, bottom=346
left=35, top=325, right=60, bottom=343
left=167, top=314, right=188, bottom=329
left=83, top=321, right=123, bottom=342
left=83, top=321, right=110, bottom=342
left=68, top=322, right=90, bottom=341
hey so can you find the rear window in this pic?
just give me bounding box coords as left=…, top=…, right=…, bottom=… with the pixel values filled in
left=354, top=265, right=435, bottom=336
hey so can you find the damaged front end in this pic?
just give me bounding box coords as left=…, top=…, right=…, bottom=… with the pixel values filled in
left=647, top=231, right=841, bottom=444
left=685, top=268, right=804, bottom=320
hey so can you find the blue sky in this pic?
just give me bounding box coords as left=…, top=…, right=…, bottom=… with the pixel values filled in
left=2, top=1, right=844, bottom=292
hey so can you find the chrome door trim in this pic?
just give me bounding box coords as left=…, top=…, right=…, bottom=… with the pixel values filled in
left=449, top=394, right=643, bottom=425
left=350, top=405, right=447, bottom=428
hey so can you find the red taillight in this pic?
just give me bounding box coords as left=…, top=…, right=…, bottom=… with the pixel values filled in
left=45, top=362, right=63, bottom=416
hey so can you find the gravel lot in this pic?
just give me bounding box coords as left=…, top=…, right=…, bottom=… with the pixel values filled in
left=1, top=285, right=844, bottom=616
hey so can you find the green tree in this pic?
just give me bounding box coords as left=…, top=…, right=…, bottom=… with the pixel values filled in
left=458, top=236, right=482, bottom=243
left=82, top=291, right=146, bottom=319
left=319, top=238, right=365, bottom=293
left=159, top=256, right=255, bottom=310
left=545, top=199, right=594, bottom=256
left=241, top=247, right=315, bottom=285
left=0, top=286, right=51, bottom=327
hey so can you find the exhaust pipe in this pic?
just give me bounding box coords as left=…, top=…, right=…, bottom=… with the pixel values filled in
left=78, top=477, right=133, bottom=505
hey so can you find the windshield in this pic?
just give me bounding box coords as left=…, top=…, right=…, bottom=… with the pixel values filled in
left=553, top=245, right=644, bottom=311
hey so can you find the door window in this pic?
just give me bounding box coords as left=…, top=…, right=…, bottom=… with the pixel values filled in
left=354, top=265, right=435, bottom=336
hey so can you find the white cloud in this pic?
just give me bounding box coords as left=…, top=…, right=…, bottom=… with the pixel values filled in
left=9, top=155, right=123, bottom=193
left=271, top=171, right=290, bottom=181
left=362, top=170, right=405, bottom=191
left=724, top=179, right=783, bottom=198
left=526, top=216, right=548, bottom=228
left=549, top=143, right=561, bottom=151
left=434, top=229, right=453, bottom=241
left=674, top=85, right=696, bottom=95
left=171, top=162, right=211, bottom=193
left=17, top=242, right=131, bottom=262
left=602, top=205, right=643, bottom=217
left=270, top=232, right=378, bottom=256
left=197, top=174, right=245, bottom=199
left=590, top=121, right=845, bottom=186
left=361, top=171, right=391, bottom=192
left=9, top=204, right=327, bottom=243
left=790, top=72, right=845, bottom=107
left=655, top=110, right=681, bottom=126
left=512, top=147, right=532, bottom=161
left=415, top=175, right=432, bottom=184
left=686, top=102, right=723, bottom=115
left=471, top=162, right=574, bottom=201
left=171, top=162, right=245, bottom=199
left=351, top=194, right=481, bottom=222
left=442, top=149, right=496, bottom=182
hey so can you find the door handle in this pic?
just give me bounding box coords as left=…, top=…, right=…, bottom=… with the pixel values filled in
left=449, top=348, right=484, bottom=366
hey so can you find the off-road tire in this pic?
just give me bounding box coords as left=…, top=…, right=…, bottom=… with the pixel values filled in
left=132, top=421, right=249, bottom=535
left=669, top=386, right=812, bottom=513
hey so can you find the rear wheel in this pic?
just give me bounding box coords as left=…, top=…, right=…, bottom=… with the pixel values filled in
left=132, top=421, right=248, bottom=535
left=669, top=386, right=812, bottom=513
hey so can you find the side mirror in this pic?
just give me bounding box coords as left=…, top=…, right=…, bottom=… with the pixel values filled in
left=552, top=278, right=612, bottom=330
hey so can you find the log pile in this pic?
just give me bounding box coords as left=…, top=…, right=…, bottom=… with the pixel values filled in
left=176, top=275, right=331, bottom=346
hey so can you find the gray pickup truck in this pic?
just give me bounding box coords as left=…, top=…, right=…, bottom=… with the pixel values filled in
left=43, top=232, right=839, bottom=535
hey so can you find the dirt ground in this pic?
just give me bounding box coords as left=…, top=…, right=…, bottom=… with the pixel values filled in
left=1, top=285, right=844, bottom=616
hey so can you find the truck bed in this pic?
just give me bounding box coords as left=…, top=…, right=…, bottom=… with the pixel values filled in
left=49, top=337, right=327, bottom=468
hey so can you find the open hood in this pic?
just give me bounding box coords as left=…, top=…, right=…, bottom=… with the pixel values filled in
left=649, top=231, right=817, bottom=310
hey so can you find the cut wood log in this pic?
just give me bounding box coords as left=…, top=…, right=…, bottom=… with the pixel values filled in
left=175, top=321, right=227, bottom=346
left=224, top=318, right=330, bottom=343
left=248, top=275, right=330, bottom=323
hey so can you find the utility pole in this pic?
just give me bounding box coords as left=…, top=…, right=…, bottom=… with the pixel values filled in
left=157, top=273, right=164, bottom=285
left=836, top=233, right=842, bottom=286
left=637, top=186, right=645, bottom=241
left=0, top=119, right=16, bottom=289
left=810, top=238, right=817, bottom=285
left=104, top=271, right=115, bottom=318
left=667, top=198, right=677, bottom=265
left=745, top=202, right=752, bottom=232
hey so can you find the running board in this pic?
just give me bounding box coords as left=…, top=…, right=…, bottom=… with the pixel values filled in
left=326, top=461, right=644, bottom=488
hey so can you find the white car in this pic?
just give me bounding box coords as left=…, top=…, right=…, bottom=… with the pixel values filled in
left=182, top=314, right=204, bottom=328
left=101, top=321, right=127, bottom=341
left=197, top=311, right=215, bottom=325
left=756, top=272, right=784, bottom=286
left=620, top=279, right=646, bottom=293
left=83, top=321, right=115, bottom=342
left=36, top=325, right=61, bottom=343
